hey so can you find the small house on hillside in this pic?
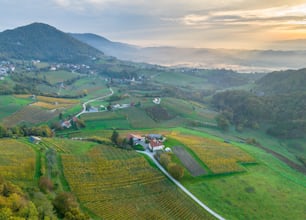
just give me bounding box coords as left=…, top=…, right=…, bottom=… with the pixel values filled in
left=149, top=139, right=164, bottom=152
left=153, top=98, right=161, bottom=104
left=29, top=136, right=41, bottom=144
left=61, top=120, right=72, bottom=128
left=147, top=134, right=163, bottom=140
left=126, top=134, right=145, bottom=145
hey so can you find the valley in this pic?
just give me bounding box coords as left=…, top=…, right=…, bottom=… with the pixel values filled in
left=0, top=23, right=305, bottom=220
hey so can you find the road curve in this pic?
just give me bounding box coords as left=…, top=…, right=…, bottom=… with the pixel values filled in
left=137, top=150, right=226, bottom=220
left=75, top=87, right=114, bottom=118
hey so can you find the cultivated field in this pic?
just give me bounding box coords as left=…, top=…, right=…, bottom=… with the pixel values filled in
left=3, top=105, right=60, bottom=126
left=62, top=145, right=213, bottom=219
left=14, top=94, right=80, bottom=110
left=169, top=133, right=256, bottom=174
left=173, top=146, right=207, bottom=176
left=0, top=95, right=33, bottom=120
left=0, top=139, right=35, bottom=186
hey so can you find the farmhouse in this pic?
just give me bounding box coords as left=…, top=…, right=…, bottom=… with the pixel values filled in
left=147, top=134, right=164, bottom=141
left=127, top=134, right=145, bottom=145
left=153, top=97, right=161, bottom=104
left=149, top=139, right=164, bottom=152
left=29, top=136, right=41, bottom=144
left=61, top=120, right=72, bottom=128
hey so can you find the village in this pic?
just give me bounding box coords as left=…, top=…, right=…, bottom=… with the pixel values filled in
left=0, top=60, right=15, bottom=80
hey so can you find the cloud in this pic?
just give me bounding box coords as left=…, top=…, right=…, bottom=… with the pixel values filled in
left=1, top=0, right=306, bottom=49
left=180, top=3, right=306, bottom=30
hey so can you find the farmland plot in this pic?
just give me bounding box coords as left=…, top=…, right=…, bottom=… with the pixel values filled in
left=0, top=139, right=35, bottom=186
left=62, top=145, right=213, bottom=219
left=170, top=134, right=256, bottom=174
left=173, top=146, right=207, bottom=176
left=3, top=105, right=60, bottom=126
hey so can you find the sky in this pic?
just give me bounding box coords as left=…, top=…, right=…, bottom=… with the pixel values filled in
left=1, top=0, right=306, bottom=49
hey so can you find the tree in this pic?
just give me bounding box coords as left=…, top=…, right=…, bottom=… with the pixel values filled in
left=85, top=104, right=91, bottom=111
left=215, top=114, right=230, bottom=131
left=159, top=153, right=171, bottom=169
left=0, top=125, right=8, bottom=138
left=53, top=192, right=78, bottom=217
left=168, top=163, right=184, bottom=180
left=31, top=192, right=57, bottom=220
left=111, top=130, right=119, bottom=145
left=64, top=208, right=89, bottom=220
left=38, top=176, right=54, bottom=193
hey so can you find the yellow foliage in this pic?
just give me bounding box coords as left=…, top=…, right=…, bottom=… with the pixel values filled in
left=169, top=134, right=255, bottom=174
left=62, top=145, right=212, bottom=219
left=36, top=96, right=79, bottom=104
left=0, top=139, right=35, bottom=184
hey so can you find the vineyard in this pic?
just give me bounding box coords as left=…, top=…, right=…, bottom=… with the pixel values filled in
left=62, top=145, right=213, bottom=219
left=3, top=105, right=60, bottom=126
left=0, top=139, right=35, bottom=186
left=14, top=95, right=79, bottom=110
left=169, top=134, right=256, bottom=174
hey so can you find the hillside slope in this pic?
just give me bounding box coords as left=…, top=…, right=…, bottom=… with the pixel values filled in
left=255, top=68, right=306, bottom=95
left=70, top=33, right=138, bottom=58
left=0, top=23, right=102, bottom=62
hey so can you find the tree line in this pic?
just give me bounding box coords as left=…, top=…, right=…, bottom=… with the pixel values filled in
left=0, top=124, right=53, bottom=138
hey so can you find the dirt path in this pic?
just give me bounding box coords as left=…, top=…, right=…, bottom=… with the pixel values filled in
left=256, top=144, right=306, bottom=175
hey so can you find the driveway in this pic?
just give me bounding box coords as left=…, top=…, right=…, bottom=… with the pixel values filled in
left=137, top=150, right=225, bottom=220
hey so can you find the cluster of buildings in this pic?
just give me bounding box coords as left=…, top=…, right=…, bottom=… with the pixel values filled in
left=30, top=60, right=94, bottom=75
left=0, top=61, right=15, bottom=80
left=127, top=133, right=170, bottom=152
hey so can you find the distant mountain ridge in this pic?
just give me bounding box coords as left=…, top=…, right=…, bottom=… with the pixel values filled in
left=71, top=33, right=306, bottom=72
left=70, top=33, right=139, bottom=60
left=0, top=23, right=103, bottom=62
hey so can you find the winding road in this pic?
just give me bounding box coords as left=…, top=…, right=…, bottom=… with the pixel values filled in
left=75, top=87, right=113, bottom=118
left=137, top=150, right=225, bottom=220
left=73, top=87, right=225, bottom=219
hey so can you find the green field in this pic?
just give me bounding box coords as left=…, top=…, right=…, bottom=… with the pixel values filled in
left=168, top=129, right=306, bottom=220
left=0, top=95, right=33, bottom=120
left=27, top=70, right=81, bottom=84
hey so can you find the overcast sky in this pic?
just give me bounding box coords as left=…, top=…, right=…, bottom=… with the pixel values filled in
left=1, top=0, right=306, bottom=49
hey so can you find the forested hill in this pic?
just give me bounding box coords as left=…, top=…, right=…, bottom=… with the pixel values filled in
left=255, top=68, right=306, bottom=95
left=213, top=68, right=306, bottom=138
left=0, top=23, right=103, bottom=62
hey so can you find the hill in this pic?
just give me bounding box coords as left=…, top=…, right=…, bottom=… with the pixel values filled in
left=70, top=33, right=138, bottom=60
left=0, top=23, right=102, bottom=62
left=213, top=68, right=306, bottom=138
left=255, top=68, right=306, bottom=95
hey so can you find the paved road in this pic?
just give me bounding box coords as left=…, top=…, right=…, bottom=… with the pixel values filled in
left=137, top=150, right=225, bottom=220
left=75, top=87, right=114, bottom=118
